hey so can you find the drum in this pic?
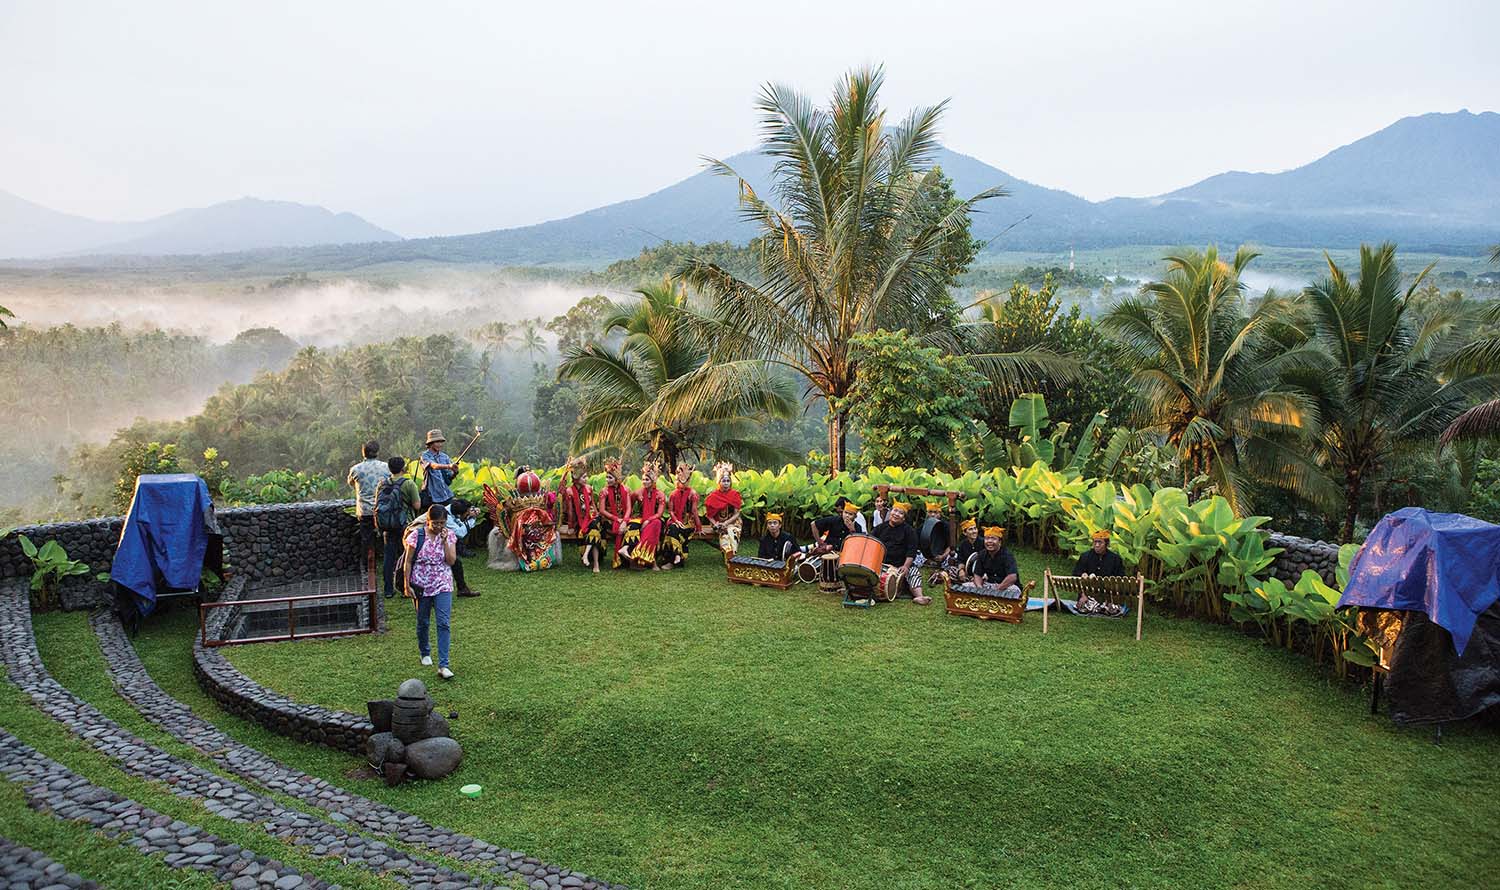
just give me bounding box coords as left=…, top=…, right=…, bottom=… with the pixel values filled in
left=796, top=559, right=819, bottom=584
left=878, top=565, right=905, bottom=602
left=837, top=534, right=884, bottom=588
left=815, top=553, right=844, bottom=595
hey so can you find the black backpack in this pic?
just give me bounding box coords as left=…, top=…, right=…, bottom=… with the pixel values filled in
left=393, top=526, right=426, bottom=597
left=375, top=476, right=413, bottom=531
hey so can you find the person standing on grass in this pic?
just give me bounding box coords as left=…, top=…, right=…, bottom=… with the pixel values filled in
left=376, top=456, right=421, bottom=599
left=405, top=504, right=457, bottom=679
left=445, top=497, right=480, bottom=597
left=347, top=440, right=391, bottom=568
left=418, top=429, right=456, bottom=512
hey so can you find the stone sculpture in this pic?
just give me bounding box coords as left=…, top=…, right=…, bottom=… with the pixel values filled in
left=365, top=678, right=462, bottom=785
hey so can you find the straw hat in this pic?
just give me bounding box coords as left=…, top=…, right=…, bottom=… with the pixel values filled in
left=425, top=429, right=446, bottom=447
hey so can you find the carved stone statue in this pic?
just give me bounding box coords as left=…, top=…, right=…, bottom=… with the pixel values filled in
left=365, top=678, right=462, bottom=785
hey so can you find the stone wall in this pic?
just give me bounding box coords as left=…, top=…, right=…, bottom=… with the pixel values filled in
left=0, top=500, right=362, bottom=610
left=1266, top=533, right=1341, bottom=586
left=193, top=576, right=374, bottom=756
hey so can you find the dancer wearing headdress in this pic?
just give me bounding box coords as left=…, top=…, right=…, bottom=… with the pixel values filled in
left=660, top=462, right=701, bottom=569
left=597, top=457, right=632, bottom=570
left=703, top=461, right=743, bottom=555
left=629, top=459, right=667, bottom=569
left=560, top=458, right=601, bottom=571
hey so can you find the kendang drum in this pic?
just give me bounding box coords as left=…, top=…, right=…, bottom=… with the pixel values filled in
left=878, top=566, right=905, bottom=602
left=815, top=553, right=844, bottom=596
left=837, top=534, right=884, bottom=589
left=796, top=558, right=819, bottom=584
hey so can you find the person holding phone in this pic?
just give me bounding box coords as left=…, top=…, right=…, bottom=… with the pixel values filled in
left=405, top=504, right=458, bottom=679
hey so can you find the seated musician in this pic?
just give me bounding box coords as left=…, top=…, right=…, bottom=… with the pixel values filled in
left=1072, top=529, right=1127, bottom=617
left=971, top=526, right=1022, bottom=597
left=757, top=513, right=799, bottom=562
left=703, top=462, right=743, bottom=554
left=920, top=500, right=953, bottom=585
left=933, top=517, right=981, bottom=586
left=873, top=501, right=931, bottom=605
left=809, top=499, right=860, bottom=553
left=1074, top=529, right=1125, bottom=577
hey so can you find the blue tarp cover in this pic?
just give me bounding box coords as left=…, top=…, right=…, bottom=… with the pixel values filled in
left=1337, top=507, right=1500, bottom=656
left=109, top=474, right=215, bottom=616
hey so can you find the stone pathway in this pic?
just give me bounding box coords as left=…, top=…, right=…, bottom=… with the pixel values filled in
left=0, top=730, right=331, bottom=890
left=91, top=608, right=618, bottom=890
left=0, top=836, right=103, bottom=890
left=0, top=583, right=493, bottom=889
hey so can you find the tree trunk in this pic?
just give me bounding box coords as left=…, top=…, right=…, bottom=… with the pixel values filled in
left=1340, top=468, right=1362, bottom=544
left=827, top=411, right=847, bottom=473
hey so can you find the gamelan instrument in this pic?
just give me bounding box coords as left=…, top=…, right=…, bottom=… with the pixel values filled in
left=944, top=579, right=1038, bottom=624
left=835, top=534, right=885, bottom=589
left=724, top=553, right=797, bottom=590
left=795, top=557, right=819, bottom=584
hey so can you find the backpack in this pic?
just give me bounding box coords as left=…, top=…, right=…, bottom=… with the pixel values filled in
left=375, top=476, right=413, bottom=531
left=393, top=526, right=426, bottom=597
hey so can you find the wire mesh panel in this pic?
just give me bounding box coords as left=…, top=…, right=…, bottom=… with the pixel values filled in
left=201, top=575, right=376, bottom=646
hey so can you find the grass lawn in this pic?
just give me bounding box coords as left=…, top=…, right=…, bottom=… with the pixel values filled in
left=91, top=547, right=1500, bottom=889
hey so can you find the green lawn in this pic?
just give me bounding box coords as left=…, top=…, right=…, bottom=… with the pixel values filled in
left=86, top=548, right=1500, bottom=889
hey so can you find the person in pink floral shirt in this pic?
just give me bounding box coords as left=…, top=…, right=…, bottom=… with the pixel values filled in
left=404, top=504, right=457, bottom=679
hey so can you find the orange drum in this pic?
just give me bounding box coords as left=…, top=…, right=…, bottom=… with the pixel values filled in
left=837, top=534, right=885, bottom=588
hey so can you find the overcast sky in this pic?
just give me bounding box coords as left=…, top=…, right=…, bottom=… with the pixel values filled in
left=3, top=0, right=1497, bottom=237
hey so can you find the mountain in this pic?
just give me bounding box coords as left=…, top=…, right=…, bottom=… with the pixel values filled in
left=5, top=110, right=1495, bottom=267
left=0, top=194, right=399, bottom=258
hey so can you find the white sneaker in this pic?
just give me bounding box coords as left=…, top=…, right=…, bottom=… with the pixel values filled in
left=420, top=655, right=433, bottom=666
left=437, top=667, right=454, bottom=680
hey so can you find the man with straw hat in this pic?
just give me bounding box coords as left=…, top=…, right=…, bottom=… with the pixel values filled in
left=873, top=500, right=931, bottom=605
left=418, top=429, right=457, bottom=513
left=971, top=525, right=1021, bottom=598
left=1074, top=528, right=1125, bottom=577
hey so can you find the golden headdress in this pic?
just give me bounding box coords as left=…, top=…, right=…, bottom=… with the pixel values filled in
left=983, top=525, right=1006, bottom=539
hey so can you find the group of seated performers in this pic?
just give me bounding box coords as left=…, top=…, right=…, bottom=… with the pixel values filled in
left=566, top=457, right=740, bottom=573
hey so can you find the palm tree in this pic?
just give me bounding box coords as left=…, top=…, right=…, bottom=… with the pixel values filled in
left=678, top=66, right=1055, bottom=471
left=1103, top=246, right=1325, bottom=515
left=557, top=279, right=799, bottom=470
left=515, top=318, right=547, bottom=364
left=1438, top=257, right=1500, bottom=450
left=0, top=305, right=13, bottom=329
left=1297, top=244, right=1482, bottom=541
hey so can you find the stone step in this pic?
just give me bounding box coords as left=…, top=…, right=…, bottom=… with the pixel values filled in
left=0, top=730, right=332, bottom=890
left=0, top=582, right=493, bottom=889
left=91, top=609, right=616, bottom=889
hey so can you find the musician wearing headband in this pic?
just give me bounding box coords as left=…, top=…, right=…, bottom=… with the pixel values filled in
left=931, top=513, right=981, bottom=586
left=703, top=462, right=743, bottom=554
left=418, top=429, right=457, bottom=512
left=873, top=501, right=931, bottom=605
left=757, top=513, right=799, bottom=561
left=597, top=457, right=632, bottom=569
left=1074, top=528, right=1125, bottom=577
left=629, top=460, right=667, bottom=570
left=972, top=526, right=1021, bottom=597
left=810, top=499, right=861, bottom=552
left=661, top=462, right=701, bottom=569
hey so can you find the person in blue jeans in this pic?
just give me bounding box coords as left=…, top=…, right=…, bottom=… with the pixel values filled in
left=418, top=429, right=456, bottom=512
left=404, top=504, right=457, bottom=679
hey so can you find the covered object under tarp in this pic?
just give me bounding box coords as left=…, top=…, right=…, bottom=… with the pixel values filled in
left=1338, top=508, right=1500, bottom=726
left=109, top=473, right=223, bottom=617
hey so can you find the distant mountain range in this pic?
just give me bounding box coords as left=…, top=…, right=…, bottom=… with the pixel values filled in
left=0, top=194, right=399, bottom=258
left=3, top=110, right=1496, bottom=265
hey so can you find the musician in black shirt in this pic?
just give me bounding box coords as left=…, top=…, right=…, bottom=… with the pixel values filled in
left=1073, top=529, right=1125, bottom=576
left=757, top=513, right=799, bottom=561
left=971, top=526, right=1021, bottom=596
left=810, top=500, right=860, bottom=552
left=873, top=501, right=931, bottom=604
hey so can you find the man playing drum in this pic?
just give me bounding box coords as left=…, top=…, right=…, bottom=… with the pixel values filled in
left=872, top=501, right=931, bottom=605
left=810, top=499, right=860, bottom=552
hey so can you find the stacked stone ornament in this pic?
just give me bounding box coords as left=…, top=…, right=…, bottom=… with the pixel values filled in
left=365, top=679, right=462, bottom=785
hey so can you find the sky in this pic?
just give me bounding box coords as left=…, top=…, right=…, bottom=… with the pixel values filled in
left=3, top=0, right=1497, bottom=238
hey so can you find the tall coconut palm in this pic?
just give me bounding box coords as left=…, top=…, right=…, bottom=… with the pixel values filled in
left=1297, top=243, right=1483, bottom=541
left=678, top=66, right=1059, bottom=470
left=557, top=279, right=799, bottom=470
left=1103, top=245, right=1327, bottom=515
left=1438, top=261, right=1500, bottom=450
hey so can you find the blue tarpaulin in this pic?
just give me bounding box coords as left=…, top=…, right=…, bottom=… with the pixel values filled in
left=1337, top=507, right=1500, bottom=656
left=110, top=474, right=217, bottom=616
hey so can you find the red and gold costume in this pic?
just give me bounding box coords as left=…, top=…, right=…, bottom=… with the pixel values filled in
left=597, top=458, right=633, bottom=569
left=629, top=462, right=666, bottom=567
left=704, top=461, right=743, bottom=554
left=661, top=463, right=701, bottom=566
